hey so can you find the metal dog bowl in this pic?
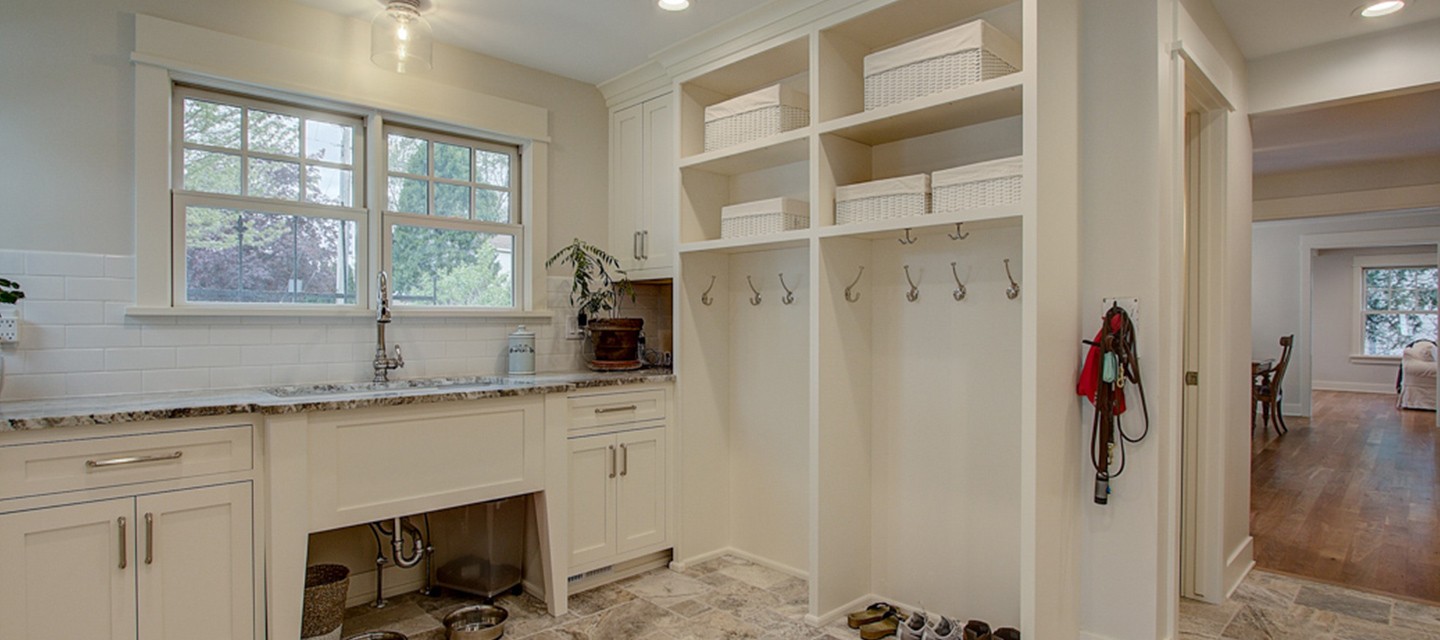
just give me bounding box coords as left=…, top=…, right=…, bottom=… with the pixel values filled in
left=443, top=604, right=509, bottom=640
left=342, top=632, right=408, bottom=640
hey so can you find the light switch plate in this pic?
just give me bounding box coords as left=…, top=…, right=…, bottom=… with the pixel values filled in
left=565, top=314, right=585, bottom=340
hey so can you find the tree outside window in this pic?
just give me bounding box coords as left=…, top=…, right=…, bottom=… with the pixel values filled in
left=1361, top=265, right=1439, bottom=356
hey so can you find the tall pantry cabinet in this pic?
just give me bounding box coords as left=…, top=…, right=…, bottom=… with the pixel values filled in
left=644, top=0, right=1084, bottom=636
left=609, top=93, right=676, bottom=280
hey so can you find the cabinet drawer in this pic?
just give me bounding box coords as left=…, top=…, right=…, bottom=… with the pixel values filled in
left=567, top=389, right=666, bottom=431
left=0, top=425, right=253, bottom=500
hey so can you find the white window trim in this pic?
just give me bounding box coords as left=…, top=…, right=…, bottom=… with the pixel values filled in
left=1350, top=253, right=1438, bottom=364
left=130, top=15, right=551, bottom=318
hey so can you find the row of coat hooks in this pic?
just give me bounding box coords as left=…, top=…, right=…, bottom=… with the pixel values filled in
left=843, top=258, right=1018, bottom=303
left=698, top=273, right=797, bottom=306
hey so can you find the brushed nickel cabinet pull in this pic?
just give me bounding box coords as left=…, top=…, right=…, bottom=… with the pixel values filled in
left=117, top=517, right=128, bottom=570
left=608, top=445, right=616, bottom=479
left=633, top=231, right=642, bottom=261
left=86, top=451, right=183, bottom=469
left=620, top=444, right=629, bottom=477
left=594, top=405, right=637, bottom=414
left=144, top=513, right=154, bottom=565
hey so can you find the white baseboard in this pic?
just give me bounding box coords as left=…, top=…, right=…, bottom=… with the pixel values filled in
left=671, top=546, right=808, bottom=581
left=806, top=593, right=880, bottom=627
left=1223, top=537, right=1256, bottom=600
left=343, top=568, right=427, bottom=608
left=669, top=547, right=731, bottom=573
left=1312, top=380, right=1396, bottom=394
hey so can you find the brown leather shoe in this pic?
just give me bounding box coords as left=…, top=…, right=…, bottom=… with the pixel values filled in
left=993, top=627, right=1020, bottom=640
left=963, top=620, right=992, bottom=640
left=859, top=609, right=903, bottom=640
left=847, top=602, right=897, bottom=629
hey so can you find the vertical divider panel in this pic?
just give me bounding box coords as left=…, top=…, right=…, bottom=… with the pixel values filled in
left=676, top=251, right=734, bottom=562
left=812, top=236, right=876, bottom=620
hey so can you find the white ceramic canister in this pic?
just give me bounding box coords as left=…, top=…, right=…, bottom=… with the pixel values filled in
left=507, top=325, right=536, bottom=375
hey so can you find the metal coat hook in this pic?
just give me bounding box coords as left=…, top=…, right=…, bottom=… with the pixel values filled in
left=844, top=266, right=864, bottom=303
left=1003, top=258, right=1020, bottom=300
left=746, top=276, right=762, bottom=306
left=903, top=265, right=920, bottom=302
left=700, top=276, right=716, bottom=306
left=899, top=228, right=917, bottom=245
left=947, top=223, right=969, bottom=241
left=778, top=273, right=796, bottom=305
left=950, top=262, right=967, bottom=301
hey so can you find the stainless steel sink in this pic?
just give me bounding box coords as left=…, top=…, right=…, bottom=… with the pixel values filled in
left=263, top=376, right=532, bottom=398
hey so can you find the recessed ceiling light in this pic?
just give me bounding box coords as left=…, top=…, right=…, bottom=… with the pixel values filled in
left=658, top=0, right=690, bottom=11
left=1358, top=0, right=1406, bottom=17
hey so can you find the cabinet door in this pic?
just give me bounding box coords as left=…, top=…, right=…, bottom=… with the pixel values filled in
left=615, top=427, right=667, bottom=554
left=0, top=498, right=137, bottom=640
left=609, top=102, right=646, bottom=273
left=640, top=95, right=675, bottom=274
left=568, top=434, right=618, bottom=568
left=136, top=483, right=254, bottom=640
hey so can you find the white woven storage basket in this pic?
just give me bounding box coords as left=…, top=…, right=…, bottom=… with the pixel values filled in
left=835, top=174, right=930, bottom=225
left=864, top=20, right=1021, bottom=111
left=704, top=85, right=810, bottom=153
left=721, top=197, right=810, bottom=238
left=932, top=156, right=1023, bottom=213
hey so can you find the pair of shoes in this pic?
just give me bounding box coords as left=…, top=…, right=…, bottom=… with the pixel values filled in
left=858, top=608, right=905, bottom=640
left=889, top=611, right=964, bottom=640
left=993, top=628, right=1020, bottom=640
left=848, top=602, right=898, bottom=629
left=963, top=620, right=992, bottom=640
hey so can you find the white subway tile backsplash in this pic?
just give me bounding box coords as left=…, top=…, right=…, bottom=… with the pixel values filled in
left=25, top=252, right=106, bottom=277
left=20, top=300, right=105, bottom=325
left=105, top=347, right=177, bottom=371
left=67, top=372, right=144, bottom=397
left=66, top=325, right=141, bottom=349
left=0, top=250, right=630, bottom=402
left=175, top=345, right=242, bottom=369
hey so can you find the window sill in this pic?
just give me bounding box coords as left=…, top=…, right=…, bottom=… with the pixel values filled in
left=1349, top=354, right=1401, bottom=365
left=126, top=305, right=555, bottom=321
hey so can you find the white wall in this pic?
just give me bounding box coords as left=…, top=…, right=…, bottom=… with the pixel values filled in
left=0, top=0, right=608, bottom=267
left=1251, top=209, right=1440, bottom=413
left=1311, top=246, right=1428, bottom=393
left=1247, top=18, right=1440, bottom=116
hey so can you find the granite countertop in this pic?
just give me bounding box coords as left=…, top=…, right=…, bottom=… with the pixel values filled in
left=0, top=369, right=674, bottom=431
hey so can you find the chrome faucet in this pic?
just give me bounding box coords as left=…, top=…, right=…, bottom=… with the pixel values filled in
left=373, top=272, right=404, bottom=383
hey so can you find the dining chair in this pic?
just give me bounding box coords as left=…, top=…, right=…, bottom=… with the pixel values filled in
left=1252, top=335, right=1294, bottom=435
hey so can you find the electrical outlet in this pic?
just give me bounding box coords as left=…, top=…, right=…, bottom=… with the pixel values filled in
left=0, top=315, right=17, bottom=344
left=565, top=314, right=586, bottom=340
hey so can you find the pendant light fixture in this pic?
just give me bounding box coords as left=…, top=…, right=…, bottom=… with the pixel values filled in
left=371, top=0, right=434, bottom=73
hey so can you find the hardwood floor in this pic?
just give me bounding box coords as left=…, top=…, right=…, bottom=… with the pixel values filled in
left=1251, top=390, right=1440, bottom=604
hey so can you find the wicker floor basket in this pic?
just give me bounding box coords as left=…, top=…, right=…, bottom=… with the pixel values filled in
left=705, top=105, right=810, bottom=152
left=835, top=175, right=930, bottom=225
left=932, top=156, right=1023, bottom=213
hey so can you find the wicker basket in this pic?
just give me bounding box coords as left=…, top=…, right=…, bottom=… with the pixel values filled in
left=721, top=197, right=809, bottom=238
left=705, top=85, right=810, bottom=152
left=932, top=156, right=1023, bottom=213
left=835, top=174, right=930, bottom=225
left=864, top=20, right=1021, bottom=111
left=301, top=564, right=350, bottom=640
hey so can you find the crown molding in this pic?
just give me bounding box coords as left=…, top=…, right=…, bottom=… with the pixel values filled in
left=598, top=61, right=672, bottom=108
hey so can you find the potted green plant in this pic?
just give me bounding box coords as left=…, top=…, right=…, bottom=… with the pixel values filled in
left=0, top=277, right=23, bottom=397
left=546, top=239, right=644, bottom=370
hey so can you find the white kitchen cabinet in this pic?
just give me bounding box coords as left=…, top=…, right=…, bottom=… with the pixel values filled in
left=566, top=426, right=667, bottom=572
left=609, top=93, right=675, bottom=279
left=0, top=482, right=253, bottom=640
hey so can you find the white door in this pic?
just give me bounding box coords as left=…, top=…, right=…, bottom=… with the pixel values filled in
left=640, top=95, right=675, bottom=274
left=136, top=483, right=254, bottom=640
left=0, top=498, right=138, bottom=640
left=609, top=103, right=646, bottom=273
left=568, top=434, right=617, bottom=567
left=615, top=428, right=666, bottom=554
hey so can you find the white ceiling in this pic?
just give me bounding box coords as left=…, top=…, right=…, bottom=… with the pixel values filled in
left=292, top=0, right=778, bottom=84
left=1251, top=88, right=1440, bottom=174
left=1209, top=0, right=1440, bottom=60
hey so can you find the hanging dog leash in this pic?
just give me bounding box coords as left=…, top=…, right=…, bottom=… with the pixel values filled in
left=1077, top=304, right=1149, bottom=505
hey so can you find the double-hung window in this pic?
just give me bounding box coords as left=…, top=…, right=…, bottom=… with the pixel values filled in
left=171, top=86, right=525, bottom=312
left=381, top=126, right=522, bottom=309
left=173, top=86, right=364, bottom=306
left=1357, top=260, right=1439, bottom=356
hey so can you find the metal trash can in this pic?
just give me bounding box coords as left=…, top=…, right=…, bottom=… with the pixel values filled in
left=429, top=496, right=526, bottom=599
left=302, top=564, right=350, bottom=640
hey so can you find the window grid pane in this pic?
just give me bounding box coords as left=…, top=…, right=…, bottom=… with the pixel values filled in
left=388, top=224, right=514, bottom=308
left=1362, top=267, right=1439, bottom=355
left=184, top=206, right=357, bottom=305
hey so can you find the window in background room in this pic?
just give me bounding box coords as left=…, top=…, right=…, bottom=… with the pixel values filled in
left=173, top=86, right=364, bottom=306
left=382, top=126, right=521, bottom=309
left=1360, top=264, right=1439, bottom=356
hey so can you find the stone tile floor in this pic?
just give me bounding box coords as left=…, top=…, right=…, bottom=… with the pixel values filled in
left=1179, top=569, right=1440, bottom=639
left=343, top=555, right=1440, bottom=639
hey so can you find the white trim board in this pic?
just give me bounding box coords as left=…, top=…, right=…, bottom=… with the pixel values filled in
left=1312, top=381, right=1397, bottom=395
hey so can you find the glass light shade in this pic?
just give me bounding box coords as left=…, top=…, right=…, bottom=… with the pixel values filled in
left=658, top=0, right=690, bottom=11
left=1359, top=0, right=1405, bottom=16
left=371, top=0, right=434, bottom=73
